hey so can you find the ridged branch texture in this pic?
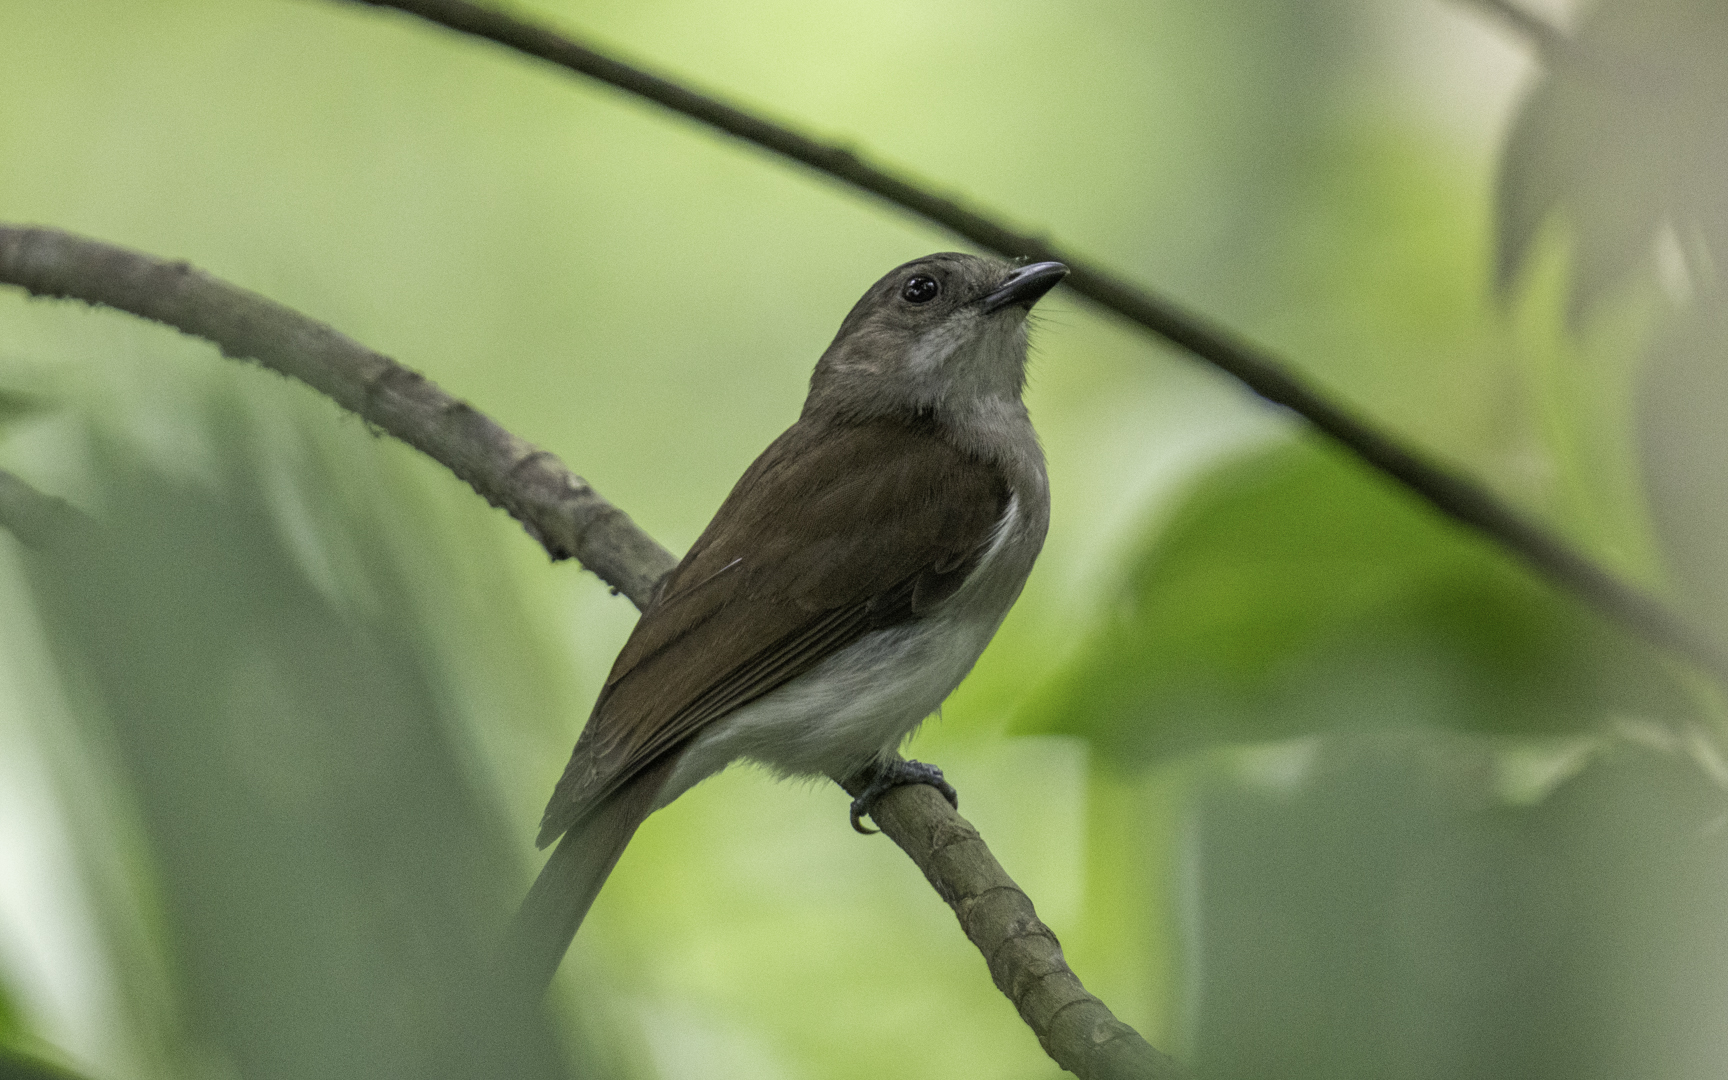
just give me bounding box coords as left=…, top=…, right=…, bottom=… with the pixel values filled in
left=350, top=0, right=1728, bottom=693
left=0, top=225, right=676, bottom=602
left=0, top=225, right=1179, bottom=1079
left=836, top=769, right=1186, bottom=1080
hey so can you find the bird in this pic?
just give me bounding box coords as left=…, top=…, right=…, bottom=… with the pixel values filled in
left=511, top=252, right=1066, bottom=990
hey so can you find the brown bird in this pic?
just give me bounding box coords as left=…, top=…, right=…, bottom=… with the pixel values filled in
left=513, top=252, right=1066, bottom=988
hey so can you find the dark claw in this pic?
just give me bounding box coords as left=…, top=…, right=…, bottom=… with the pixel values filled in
left=848, top=758, right=959, bottom=834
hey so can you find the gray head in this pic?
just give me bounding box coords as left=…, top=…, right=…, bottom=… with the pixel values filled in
left=805, top=253, right=1067, bottom=423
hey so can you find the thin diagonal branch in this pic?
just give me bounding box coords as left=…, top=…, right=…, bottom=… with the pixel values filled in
left=346, top=0, right=1728, bottom=694
left=835, top=762, right=1185, bottom=1080
left=0, top=225, right=1178, bottom=1080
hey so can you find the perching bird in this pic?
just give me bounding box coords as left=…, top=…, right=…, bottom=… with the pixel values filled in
left=513, top=252, right=1066, bottom=989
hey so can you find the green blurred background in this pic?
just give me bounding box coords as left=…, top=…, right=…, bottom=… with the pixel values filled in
left=3, top=0, right=1727, bottom=1077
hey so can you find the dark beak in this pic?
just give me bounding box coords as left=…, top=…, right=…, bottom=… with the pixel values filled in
left=980, top=261, right=1069, bottom=313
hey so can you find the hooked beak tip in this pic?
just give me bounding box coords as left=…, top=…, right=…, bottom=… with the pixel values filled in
left=981, top=261, right=1069, bottom=313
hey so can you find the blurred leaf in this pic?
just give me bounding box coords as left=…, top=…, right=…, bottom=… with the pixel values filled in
left=1185, top=726, right=1728, bottom=1080
left=16, top=395, right=573, bottom=1080
left=1495, top=0, right=1728, bottom=314
left=1018, top=437, right=1691, bottom=765
left=0, top=472, right=86, bottom=552
left=1637, top=306, right=1728, bottom=640
left=0, top=990, right=24, bottom=1068
left=0, top=388, right=51, bottom=436
left=0, top=1046, right=96, bottom=1080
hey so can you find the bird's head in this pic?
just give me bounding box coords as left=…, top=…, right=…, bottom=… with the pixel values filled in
left=806, top=253, right=1067, bottom=422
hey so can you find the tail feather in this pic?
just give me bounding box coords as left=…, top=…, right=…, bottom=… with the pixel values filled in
left=507, top=756, right=675, bottom=993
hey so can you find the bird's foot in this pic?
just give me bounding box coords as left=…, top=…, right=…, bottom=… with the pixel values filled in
left=848, top=758, right=958, bottom=835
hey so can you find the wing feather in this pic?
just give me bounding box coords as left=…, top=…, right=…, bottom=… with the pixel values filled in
left=537, top=414, right=1008, bottom=845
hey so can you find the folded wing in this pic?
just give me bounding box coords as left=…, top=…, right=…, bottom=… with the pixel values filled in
left=537, top=414, right=1009, bottom=846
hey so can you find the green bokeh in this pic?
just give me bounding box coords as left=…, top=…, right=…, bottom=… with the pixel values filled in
left=1020, top=436, right=1694, bottom=763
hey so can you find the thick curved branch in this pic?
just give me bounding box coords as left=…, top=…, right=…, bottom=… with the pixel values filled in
left=0, top=225, right=1177, bottom=1079
left=0, top=225, right=675, bottom=602
left=835, top=764, right=1186, bottom=1080
left=346, top=0, right=1728, bottom=701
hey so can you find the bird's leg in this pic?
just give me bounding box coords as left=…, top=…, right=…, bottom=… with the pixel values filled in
left=848, top=758, right=959, bottom=834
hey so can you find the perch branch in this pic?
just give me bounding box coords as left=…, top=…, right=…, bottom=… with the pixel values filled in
left=0, top=225, right=674, bottom=600
left=0, top=224, right=1178, bottom=1080
left=835, top=762, right=1186, bottom=1080
left=346, top=0, right=1728, bottom=694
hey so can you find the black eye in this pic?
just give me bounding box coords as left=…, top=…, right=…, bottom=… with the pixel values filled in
left=900, top=275, right=940, bottom=304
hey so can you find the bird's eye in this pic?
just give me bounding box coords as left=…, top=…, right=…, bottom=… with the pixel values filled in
left=900, top=275, right=940, bottom=304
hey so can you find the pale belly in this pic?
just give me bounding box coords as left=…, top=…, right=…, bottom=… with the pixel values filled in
left=651, top=489, right=1043, bottom=810
left=655, top=612, right=998, bottom=806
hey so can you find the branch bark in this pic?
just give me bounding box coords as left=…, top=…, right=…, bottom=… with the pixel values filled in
left=0, top=225, right=1181, bottom=1079
left=0, top=225, right=675, bottom=600
left=343, top=0, right=1728, bottom=692
left=835, top=764, right=1186, bottom=1080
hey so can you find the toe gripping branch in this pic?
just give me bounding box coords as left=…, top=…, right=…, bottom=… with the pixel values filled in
left=848, top=758, right=959, bottom=834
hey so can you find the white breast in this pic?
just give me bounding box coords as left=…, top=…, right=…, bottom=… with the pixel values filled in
left=655, top=493, right=1038, bottom=808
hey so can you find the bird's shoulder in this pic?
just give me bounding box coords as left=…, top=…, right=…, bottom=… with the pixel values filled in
left=628, top=412, right=1011, bottom=661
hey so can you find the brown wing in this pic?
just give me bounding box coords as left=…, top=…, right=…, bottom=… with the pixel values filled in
left=537, top=414, right=1009, bottom=845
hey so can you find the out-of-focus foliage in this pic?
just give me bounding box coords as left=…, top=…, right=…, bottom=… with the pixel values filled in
left=1640, top=306, right=1728, bottom=636
left=1496, top=0, right=1728, bottom=314
left=0, top=1046, right=96, bottom=1080
left=19, top=393, right=569, bottom=1080
left=1188, top=726, right=1728, bottom=1080
left=1492, top=0, right=1728, bottom=675
left=1014, top=0, right=1728, bottom=1075
left=1022, top=437, right=1692, bottom=764
left=0, top=389, right=48, bottom=437
left=1491, top=0, right=1728, bottom=667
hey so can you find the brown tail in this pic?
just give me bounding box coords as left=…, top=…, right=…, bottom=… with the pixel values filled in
left=506, top=756, right=675, bottom=993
